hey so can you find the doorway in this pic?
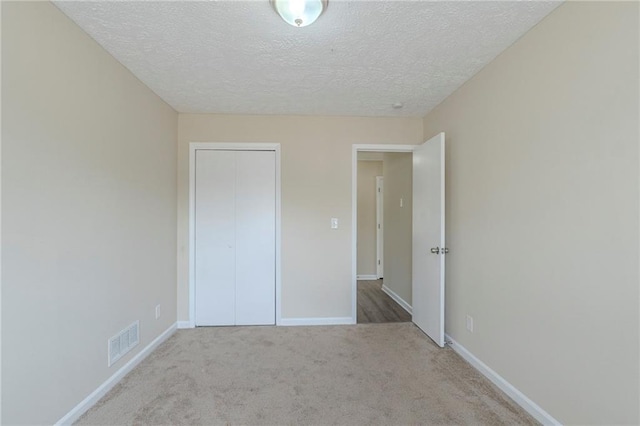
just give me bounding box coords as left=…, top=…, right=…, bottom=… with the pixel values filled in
left=352, top=134, right=446, bottom=347
left=355, top=151, right=413, bottom=324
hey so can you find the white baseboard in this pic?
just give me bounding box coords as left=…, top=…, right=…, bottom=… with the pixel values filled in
left=445, top=334, right=561, bottom=426
left=381, top=285, right=412, bottom=315
left=356, top=274, right=378, bottom=280
left=55, top=322, right=178, bottom=425
left=279, top=317, right=355, bottom=326
left=177, top=321, right=192, bottom=329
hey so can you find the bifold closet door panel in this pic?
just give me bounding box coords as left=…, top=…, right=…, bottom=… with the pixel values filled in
left=235, top=151, right=276, bottom=325
left=194, top=150, right=236, bottom=326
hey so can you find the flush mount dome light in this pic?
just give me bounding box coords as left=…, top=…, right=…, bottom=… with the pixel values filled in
left=271, top=0, right=328, bottom=27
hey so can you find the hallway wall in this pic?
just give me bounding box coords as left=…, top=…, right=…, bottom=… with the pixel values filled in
left=382, top=153, right=413, bottom=306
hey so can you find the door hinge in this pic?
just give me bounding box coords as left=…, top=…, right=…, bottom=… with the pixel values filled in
left=378, top=260, right=380, bottom=265
left=378, top=188, right=381, bottom=192
left=378, top=224, right=380, bottom=229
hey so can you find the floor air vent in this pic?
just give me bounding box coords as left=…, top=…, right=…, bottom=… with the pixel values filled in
left=108, top=321, right=139, bottom=367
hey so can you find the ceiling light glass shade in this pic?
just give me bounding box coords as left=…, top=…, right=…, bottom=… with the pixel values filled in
left=271, top=0, right=327, bottom=27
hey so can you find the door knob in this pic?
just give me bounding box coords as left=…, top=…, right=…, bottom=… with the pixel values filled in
left=430, top=247, right=440, bottom=254
left=442, top=248, right=449, bottom=254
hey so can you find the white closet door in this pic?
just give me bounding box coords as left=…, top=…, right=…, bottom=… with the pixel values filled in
left=194, top=149, right=276, bottom=326
left=235, top=151, right=276, bottom=325
left=194, top=150, right=236, bottom=326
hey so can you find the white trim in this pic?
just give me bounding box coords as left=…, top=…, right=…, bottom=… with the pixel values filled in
left=189, top=143, right=282, bottom=327
left=279, top=317, right=354, bottom=326
left=177, top=321, right=192, bottom=329
left=381, top=284, right=412, bottom=315
left=56, top=323, right=177, bottom=426
left=445, top=334, right=561, bottom=426
left=353, top=144, right=418, bottom=153
left=356, top=274, right=378, bottom=280
left=352, top=144, right=417, bottom=324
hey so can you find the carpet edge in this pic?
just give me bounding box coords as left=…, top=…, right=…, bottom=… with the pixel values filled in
left=445, top=333, right=562, bottom=426
left=55, top=322, right=178, bottom=426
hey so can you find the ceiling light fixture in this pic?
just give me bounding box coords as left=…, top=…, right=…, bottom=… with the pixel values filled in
left=270, top=0, right=328, bottom=28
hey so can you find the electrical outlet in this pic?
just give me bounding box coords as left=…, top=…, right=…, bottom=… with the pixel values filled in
left=466, top=315, right=474, bottom=333
left=155, top=304, right=161, bottom=320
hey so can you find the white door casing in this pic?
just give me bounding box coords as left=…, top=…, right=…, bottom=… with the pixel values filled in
left=190, top=144, right=280, bottom=327
left=412, top=132, right=446, bottom=347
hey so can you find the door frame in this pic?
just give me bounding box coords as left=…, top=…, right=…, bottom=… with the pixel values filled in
left=375, top=176, right=384, bottom=279
left=189, top=142, right=282, bottom=327
left=351, top=144, right=416, bottom=323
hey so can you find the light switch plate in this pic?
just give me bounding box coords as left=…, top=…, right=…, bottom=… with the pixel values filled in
left=331, top=218, right=339, bottom=229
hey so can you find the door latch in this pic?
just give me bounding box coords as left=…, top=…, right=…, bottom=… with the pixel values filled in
left=430, top=247, right=449, bottom=254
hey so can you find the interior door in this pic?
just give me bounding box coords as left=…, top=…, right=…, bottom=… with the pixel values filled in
left=234, top=151, right=276, bottom=325
left=412, top=132, right=446, bottom=347
left=194, top=149, right=276, bottom=326
left=194, top=150, right=236, bottom=326
left=376, top=176, right=384, bottom=279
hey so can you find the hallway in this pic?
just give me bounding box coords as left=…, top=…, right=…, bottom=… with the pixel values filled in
left=357, top=279, right=411, bottom=323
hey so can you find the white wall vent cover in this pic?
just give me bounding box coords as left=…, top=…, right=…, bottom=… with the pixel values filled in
left=108, top=321, right=140, bottom=367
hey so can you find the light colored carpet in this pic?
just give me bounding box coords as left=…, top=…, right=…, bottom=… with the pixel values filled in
left=77, top=323, right=537, bottom=425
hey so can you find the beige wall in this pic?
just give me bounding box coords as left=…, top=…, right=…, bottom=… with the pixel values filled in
left=357, top=160, right=383, bottom=276
left=1, top=2, right=178, bottom=424
left=422, top=2, right=639, bottom=424
left=382, top=153, right=413, bottom=305
left=4, top=2, right=634, bottom=424
left=178, top=115, right=422, bottom=320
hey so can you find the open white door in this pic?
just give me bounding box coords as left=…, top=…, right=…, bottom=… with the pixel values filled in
left=412, top=132, right=446, bottom=347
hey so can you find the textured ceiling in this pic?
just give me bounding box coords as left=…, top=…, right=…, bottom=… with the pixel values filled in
left=54, top=1, right=561, bottom=117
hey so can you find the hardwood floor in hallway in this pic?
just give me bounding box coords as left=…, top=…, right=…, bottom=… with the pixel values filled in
left=357, top=279, right=411, bottom=323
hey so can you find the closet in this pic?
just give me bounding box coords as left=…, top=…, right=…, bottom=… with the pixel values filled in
left=194, top=149, right=276, bottom=326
